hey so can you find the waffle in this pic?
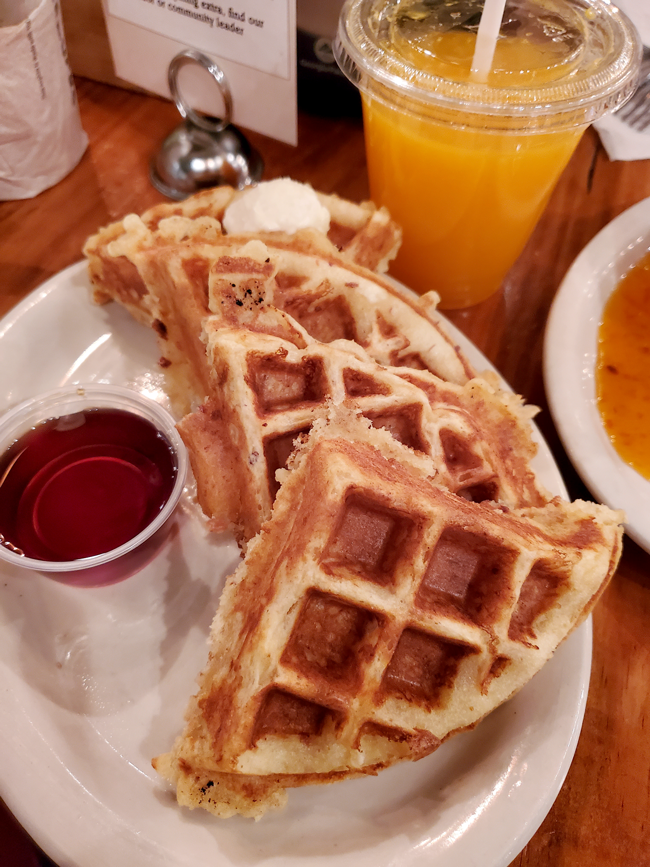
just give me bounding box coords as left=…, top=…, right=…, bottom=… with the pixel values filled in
left=83, top=182, right=402, bottom=326
left=84, top=229, right=475, bottom=416
left=178, top=322, right=548, bottom=545
left=153, top=408, right=624, bottom=819
left=205, top=238, right=474, bottom=385
left=83, top=186, right=478, bottom=415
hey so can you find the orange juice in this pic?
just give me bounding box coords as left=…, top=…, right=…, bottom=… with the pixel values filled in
left=335, top=0, right=641, bottom=308
left=363, top=24, right=587, bottom=307
left=363, top=94, right=583, bottom=307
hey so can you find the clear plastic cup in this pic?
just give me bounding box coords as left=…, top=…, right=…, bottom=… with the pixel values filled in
left=0, top=385, right=188, bottom=587
left=334, top=0, right=642, bottom=309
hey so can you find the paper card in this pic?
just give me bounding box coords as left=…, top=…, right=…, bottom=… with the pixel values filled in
left=106, top=0, right=290, bottom=77
left=103, top=0, right=297, bottom=145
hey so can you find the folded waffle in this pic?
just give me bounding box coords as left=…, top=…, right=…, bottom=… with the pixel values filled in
left=178, top=322, right=549, bottom=545
left=85, top=231, right=475, bottom=415
left=83, top=183, right=402, bottom=328
left=153, top=407, right=624, bottom=819
left=205, top=238, right=473, bottom=384
left=84, top=188, right=472, bottom=414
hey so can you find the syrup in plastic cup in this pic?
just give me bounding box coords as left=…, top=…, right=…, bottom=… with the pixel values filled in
left=334, top=0, right=642, bottom=309
left=0, top=385, right=188, bottom=588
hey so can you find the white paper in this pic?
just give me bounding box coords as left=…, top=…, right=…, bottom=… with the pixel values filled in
left=103, top=0, right=297, bottom=146
left=106, top=0, right=290, bottom=78
left=0, top=0, right=88, bottom=200
left=594, top=0, right=650, bottom=162
left=594, top=113, right=650, bottom=162
left=616, top=0, right=650, bottom=45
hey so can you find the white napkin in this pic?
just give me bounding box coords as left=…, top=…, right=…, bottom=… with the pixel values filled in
left=0, top=0, right=88, bottom=200
left=594, top=0, right=650, bottom=162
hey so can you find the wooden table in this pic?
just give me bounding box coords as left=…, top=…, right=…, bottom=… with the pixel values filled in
left=1, top=77, right=649, bottom=867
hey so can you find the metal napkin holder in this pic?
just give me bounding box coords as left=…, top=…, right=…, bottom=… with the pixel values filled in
left=150, top=49, right=264, bottom=200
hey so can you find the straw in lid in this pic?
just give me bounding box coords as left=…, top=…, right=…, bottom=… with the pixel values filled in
left=334, top=0, right=642, bottom=132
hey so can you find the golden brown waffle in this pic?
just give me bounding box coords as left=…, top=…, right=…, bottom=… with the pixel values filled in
left=84, top=231, right=475, bottom=416
left=178, top=322, right=548, bottom=545
left=206, top=238, right=474, bottom=385
left=83, top=183, right=402, bottom=325
left=153, top=408, right=624, bottom=819
left=82, top=180, right=475, bottom=404
left=83, top=184, right=482, bottom=417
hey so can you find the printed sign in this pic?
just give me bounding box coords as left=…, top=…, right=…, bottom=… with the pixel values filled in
left=102, top=0, right=297, bottom=145
left=107, top=0, right=289, bottom=78
left=106, top=0, right=290, bottom=78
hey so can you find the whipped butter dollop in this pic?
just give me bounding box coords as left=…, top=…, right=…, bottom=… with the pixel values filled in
left=222, top=178, right=331, bottom=236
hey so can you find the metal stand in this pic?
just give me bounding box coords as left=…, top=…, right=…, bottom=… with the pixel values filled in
left=150, top=49, right=264, bottom=200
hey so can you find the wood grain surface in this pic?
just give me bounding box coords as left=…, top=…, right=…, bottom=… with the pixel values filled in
left=1, top=77, right=650, bottom=867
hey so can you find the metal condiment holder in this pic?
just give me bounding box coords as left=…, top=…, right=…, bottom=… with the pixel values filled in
left=150, top=49, right=264, bottom=200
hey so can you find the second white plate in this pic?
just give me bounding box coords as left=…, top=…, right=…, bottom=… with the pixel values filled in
left=544, top=196, right=650, bottom=552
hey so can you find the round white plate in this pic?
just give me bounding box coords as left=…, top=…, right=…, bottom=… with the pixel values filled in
left=544, top=196, right=650, bottom=553
left=0, top=262, right=589, bottom=867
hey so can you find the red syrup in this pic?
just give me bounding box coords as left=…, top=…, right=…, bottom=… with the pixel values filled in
left=0, top=408, right=178, bottom=562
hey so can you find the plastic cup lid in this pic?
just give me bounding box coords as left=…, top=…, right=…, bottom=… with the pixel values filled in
left=334, top=0, right=642, bottom=129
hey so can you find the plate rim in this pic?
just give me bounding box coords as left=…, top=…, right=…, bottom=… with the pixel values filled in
left=0, top=260, right=590, bottom=867
left=543, top=195, right=650, bottom=552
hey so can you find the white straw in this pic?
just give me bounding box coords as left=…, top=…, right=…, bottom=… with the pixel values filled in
left=470, top=0, right=508, bottom=81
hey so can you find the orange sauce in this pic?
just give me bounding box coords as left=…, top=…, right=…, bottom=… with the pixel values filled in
left=596, top=249, right=650, bottom=479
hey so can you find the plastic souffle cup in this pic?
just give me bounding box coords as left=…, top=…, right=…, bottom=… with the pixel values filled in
left=334, top=0, right=642, bottom=309
left=0, top=385, right=188, bottom=588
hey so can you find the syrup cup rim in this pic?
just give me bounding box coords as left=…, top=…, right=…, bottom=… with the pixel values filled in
left=0, top=384, right=188, bottom=574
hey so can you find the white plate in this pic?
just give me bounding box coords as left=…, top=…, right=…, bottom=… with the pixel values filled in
left=544, top=196, right=650, bottom=553
left=0, top=262, right=589, bottom=867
